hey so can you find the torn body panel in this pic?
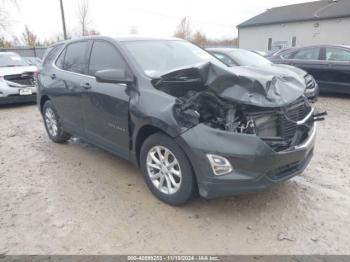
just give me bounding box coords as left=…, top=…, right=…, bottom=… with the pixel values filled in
left=154, top=62, right=307, bottom=107
left=152, top=62, right=317, bottom=152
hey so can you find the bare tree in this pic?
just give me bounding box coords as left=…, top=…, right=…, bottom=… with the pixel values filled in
left=22, top=25, right=38, bottom=47
left=0, top=7, right=8, bottom=31
left=0, top=36, right=12, bottom=48
left=77, top=0, right=91, bottom=36
left=86, top=29, right=100, bottom=35
left=0, top=0, right=18, bottom=32
left=174, top=17, right=192, bottom=40
left=191, top=31, right=207, bottom=47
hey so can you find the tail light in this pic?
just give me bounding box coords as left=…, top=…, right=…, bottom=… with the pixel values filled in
left=33, top=71, right=39, bottom=81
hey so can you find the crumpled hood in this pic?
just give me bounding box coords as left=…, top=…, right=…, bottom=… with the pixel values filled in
left=266, top=63, right=307, bottom=77
left=158, top=62, right=307, bottom=108
left=0, top=66, right=38, bottom=77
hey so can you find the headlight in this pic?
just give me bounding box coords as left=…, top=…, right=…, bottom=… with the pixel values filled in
left=304, top=74, right=316, bottom=90
left=206, top=154, right=233, bottom=176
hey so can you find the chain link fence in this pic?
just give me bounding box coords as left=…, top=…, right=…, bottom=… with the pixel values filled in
left=0, top=47, right=47, bottom=58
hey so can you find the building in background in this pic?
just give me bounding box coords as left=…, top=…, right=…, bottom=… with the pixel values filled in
left=237, top=0, right=350, bottom=52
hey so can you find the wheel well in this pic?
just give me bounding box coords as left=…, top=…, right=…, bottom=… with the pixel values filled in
left=40, top=95, right=50, bottom=113
left=135, top=125, right=200, bottom=196
left=135, top=125, right=164, bottom=166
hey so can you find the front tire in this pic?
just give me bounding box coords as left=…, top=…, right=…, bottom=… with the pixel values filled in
left=140, top=133, right=196, bottom=205
left=43, top=100, right=71, bottom=143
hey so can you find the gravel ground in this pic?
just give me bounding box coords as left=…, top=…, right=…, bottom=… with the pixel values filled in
left=0, top=96, right=349, bottom=255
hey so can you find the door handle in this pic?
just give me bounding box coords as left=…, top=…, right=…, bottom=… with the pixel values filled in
left=50, top=74, right=56, bottom=80
left=80, top=82, right=91, bottom=89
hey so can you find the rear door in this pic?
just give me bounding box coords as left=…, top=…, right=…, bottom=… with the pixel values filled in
left=81, top=40, right=131, bottom=159
left=322, top=47, right=350, bottom=94
left=50, top=41, right=90, bottom=134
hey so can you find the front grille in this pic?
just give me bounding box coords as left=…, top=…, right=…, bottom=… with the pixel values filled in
left=249, top=97, right=313, bottom=151
left=304, top=74, right=315, bottom=89
left=4, top=73, right=35, bottom=87
left=280, top=97, right=311, bottom=140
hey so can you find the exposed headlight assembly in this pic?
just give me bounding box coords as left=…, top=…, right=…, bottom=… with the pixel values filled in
left=206, top=154, right=233, bottom=176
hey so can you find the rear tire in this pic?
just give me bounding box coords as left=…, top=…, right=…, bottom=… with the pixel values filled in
left=140, top=133, right=196, bottom=205
left=43, top=100, right=71, bottom=143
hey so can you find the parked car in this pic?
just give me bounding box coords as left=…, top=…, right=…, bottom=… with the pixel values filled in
left=23, top=57, right=42, bottom=67
left=207, top=48, right=319, bottom=101
left=0, top=52, right=38, bottom=105
left=250, top=50, right=268, bottom=57
left=269, top=45, right=350, bottom=95
left=37, top=36, right=319, bottom=205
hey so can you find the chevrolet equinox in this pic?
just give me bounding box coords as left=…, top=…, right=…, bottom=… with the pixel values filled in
left=37, top=36, right=323, bottom=205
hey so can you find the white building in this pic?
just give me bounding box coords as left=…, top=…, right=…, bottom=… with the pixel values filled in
left=237, top=0, right=350, bottom=52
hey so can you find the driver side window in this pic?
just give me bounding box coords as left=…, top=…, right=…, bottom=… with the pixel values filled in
left=88, top=41, right=127, bottom=76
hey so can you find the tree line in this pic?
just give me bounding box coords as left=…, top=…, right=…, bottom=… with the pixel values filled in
left=1, top=1, right=237, bottom=48
left=174, top=17, right=238, bottom=48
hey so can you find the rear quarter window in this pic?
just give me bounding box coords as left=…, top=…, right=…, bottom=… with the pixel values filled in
left=42, top=44, right=63, bottom=66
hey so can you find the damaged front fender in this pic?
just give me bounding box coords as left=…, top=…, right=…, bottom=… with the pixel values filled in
left=156, top=62, right=306, bottom=108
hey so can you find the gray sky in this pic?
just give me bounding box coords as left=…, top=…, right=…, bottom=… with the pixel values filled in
left=4, top=0, right=316, bottom=42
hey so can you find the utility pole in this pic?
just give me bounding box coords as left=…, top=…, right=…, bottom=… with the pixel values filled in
left=59, top=0, right=67, bottom=40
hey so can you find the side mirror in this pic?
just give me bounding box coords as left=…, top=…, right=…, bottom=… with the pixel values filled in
left=95, top=69, right=134, bottom=85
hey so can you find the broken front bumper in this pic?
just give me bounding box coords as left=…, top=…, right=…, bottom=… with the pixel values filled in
left=176, top=123, right=316, bottom=199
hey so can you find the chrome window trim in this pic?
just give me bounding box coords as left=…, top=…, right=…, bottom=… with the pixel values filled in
left=51, top=41, right=95, bottom=80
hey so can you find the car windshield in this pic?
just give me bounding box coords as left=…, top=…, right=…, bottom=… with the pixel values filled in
left=122, top=40, right=224, bottom=77
left=0, top=53, right=28, bottom=67
left=229, top=49, right=272, bottom=67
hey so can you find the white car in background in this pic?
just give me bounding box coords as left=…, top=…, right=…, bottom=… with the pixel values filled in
left=0, top=52, right=38, bottom=105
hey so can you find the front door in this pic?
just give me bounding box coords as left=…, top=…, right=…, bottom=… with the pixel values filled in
left=81, top=40, right=131, bottom=159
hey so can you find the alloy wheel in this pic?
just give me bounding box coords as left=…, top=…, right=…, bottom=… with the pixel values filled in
left=146, top=145, right=182, bottom=195
left=45, top=108, right=58, bottom=137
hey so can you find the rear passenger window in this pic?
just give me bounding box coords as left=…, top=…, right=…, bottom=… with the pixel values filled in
left=63, top=41, right=88, bottom=74
left=88, top=41, right=126, bottom=76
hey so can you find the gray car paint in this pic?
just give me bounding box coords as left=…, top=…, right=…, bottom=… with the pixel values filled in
left=37, top=36, right=317, bottom=199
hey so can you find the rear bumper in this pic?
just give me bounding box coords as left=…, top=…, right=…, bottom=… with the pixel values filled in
left=0, top=84, right=37, bottom=105
left=176, top=123, right=316, bottom=199
left=0, top=94, right=37, bottom=105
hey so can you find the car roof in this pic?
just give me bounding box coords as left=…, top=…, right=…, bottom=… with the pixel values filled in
left=51, top=35, right=184, bottom=47
left=282, top=44, right=350, bottom=51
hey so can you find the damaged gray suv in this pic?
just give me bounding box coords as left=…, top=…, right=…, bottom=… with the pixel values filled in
left=37, top=36, right=324, bottom=205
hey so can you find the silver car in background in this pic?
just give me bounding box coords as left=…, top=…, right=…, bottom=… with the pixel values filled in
left=0, top=52, right=38, bottom=104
